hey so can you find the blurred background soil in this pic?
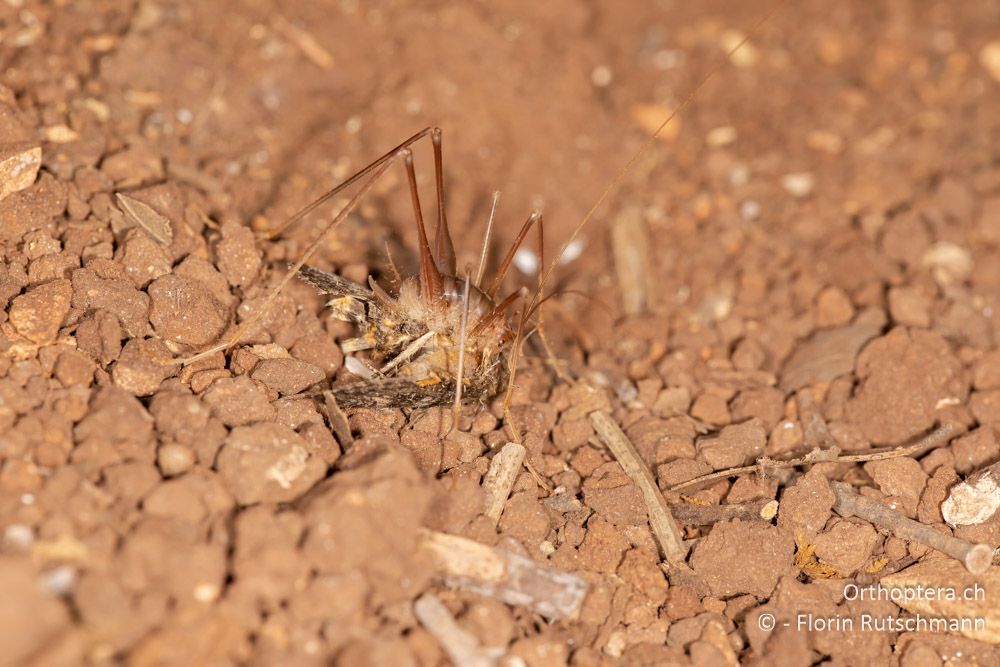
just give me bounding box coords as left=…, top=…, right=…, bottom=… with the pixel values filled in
left=1, top=0, right=1000, bottom=665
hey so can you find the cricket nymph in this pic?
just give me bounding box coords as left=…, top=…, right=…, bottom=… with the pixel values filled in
left=297, top=135, right=540, bottom=410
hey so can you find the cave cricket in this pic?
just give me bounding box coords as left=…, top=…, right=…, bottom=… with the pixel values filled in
left=178, top=7, right=782, bottom=440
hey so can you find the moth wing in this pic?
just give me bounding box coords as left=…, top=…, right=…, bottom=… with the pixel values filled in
left=333, top=377, right=453, bottom=409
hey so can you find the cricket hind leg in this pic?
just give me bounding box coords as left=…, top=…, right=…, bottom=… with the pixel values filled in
left=180, top=128, right=440, bottom=365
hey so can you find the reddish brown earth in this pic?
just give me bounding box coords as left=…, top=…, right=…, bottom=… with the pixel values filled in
left=2, top=0, right=1000, bottom=665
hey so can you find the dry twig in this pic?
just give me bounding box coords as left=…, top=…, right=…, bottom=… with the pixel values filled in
left=831, top=481, right=994, bottom=575
left=670, top=423, right=959, bottom=492
left=589, top=410, right=686, bottom=563
left=482, top=442, right=526, bottom=526
left=414, top=593, right=496, bottom=667
left=670, top=498, right=778, bottom=525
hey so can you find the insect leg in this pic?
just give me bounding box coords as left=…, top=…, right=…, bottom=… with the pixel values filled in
left=431, top=128, right=456, bottom=275
left=260, top=126, right=436, bottom=241
left=403, top=148, right=444, bottom=302
left=180, top=147, right=402, bottom=365
left=485, top=210, right=540, bottom=300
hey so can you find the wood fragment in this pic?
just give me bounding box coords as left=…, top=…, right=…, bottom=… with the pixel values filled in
left=610, top=205, right=651, bottom=316
left=414, top=593, right=496, bottom=667
left=420, top=529, right=588, bottom=620
left=589, top=410, right=686, bottom=563
left=116, top=193, right=174, bottom=245
left=671, top=422, right=958, bottom=492
left=482, top=442, right=526, bottom=526
left=670, top=498, right=778, bottom=525
left=322, top=390, right=354, bottom=449
left=831, top=481, right=994, bottom=575
left=942, top=460, right=1000, bottom=528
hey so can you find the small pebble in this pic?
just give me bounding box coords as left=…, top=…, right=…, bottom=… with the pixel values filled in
left=780, top=172, right=816, bottom=198
left=158, top=442, right=196, bottom=476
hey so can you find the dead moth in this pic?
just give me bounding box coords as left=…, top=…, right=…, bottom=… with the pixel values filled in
left=297, top=131, right=541, bottom=409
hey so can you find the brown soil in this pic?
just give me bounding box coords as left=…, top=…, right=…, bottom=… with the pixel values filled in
left=2, top=0, right=1000, bottom=665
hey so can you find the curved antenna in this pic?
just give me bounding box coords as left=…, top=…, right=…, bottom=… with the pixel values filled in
left=530, top=1, right=788, bottom=312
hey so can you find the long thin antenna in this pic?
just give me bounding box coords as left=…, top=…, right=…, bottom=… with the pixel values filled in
left=475, top=191, right=501, bottom=288
left=530, top=0, right=788, bottom=311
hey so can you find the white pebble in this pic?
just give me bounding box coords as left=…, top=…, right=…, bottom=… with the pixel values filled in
left=41, top=565, right=76, bottom=595
left=591, top=65, right=613, bottom=87
left=513, top=247, right=538, bottom=275
left=3, top=523, right=34, bottom=549
left=739, top=200, right=761, bottom=221
left=780, top=172, right=816, bottom=198
left=558, top=238, right=585, bottom=265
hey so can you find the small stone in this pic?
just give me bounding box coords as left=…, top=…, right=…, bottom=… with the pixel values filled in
left=112, top=338, right=177, bottom=396
left=217, top=422, right=327, bottom=504
left=71, top=268, right=150, bottom=337
left=888, top=287, right=931, bottom=328
left=0, top=143, right=41, bottom=201
left=922, top=242, right=972, bottom=287
left=53, top=348, right=96, bottom=387
left=690, top=392, right=731, bottom=426
left=813, top=520, right=880, bottom=576
left=979, top=41, right=1000, bottom=83
left=780, top=172, right=815, bottom=198
left=148, top=274, right=228, bottom=347
left=696, top=419, right=766, bottom=471
left=215, top=221, right=261, bottom=287
left=815, top=287, right=854, bottom=328
left=778, top=467, right=835, bottom=540
left=690, top=521, right=794, bottom=597
left=202, top=375, right=275, bottom=426
left=157, top=442, right=196, bottom=476
left=250, top=358, right=325, bottom=395
left=118, top=228, right=171, bottom=288
left=8, top=278, right=72, bottom=343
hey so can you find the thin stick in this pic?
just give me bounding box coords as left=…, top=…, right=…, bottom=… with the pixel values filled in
left=179, top=152, right=398, bottom=365
left=475, top=191, right=501, bottom=288
left=482, top=442, right=527, bottom=526
left=414, top=593, right=495, bottom=667
left=831, top=482, right=994, bottom=575
left=589, top=410, right=686, bottom=563
left=670, top=423, right=958, bottom=492
left=670, top=498, right=778, bottom=525
left=322, top=390, right=354, bottom=449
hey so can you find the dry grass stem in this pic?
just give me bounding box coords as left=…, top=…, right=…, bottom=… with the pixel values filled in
left=671, top=423, right=958, bottom=492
